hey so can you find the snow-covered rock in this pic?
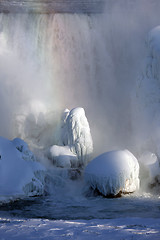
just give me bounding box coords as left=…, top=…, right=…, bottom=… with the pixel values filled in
left=0, top=136, right=46, bottom=197
left=12, top=137, right=36, bottom=162
left=84, top=150, right=140, bottom=197
left=138, top=151, right=160, bottom=190
left=48, top=145, right=79, bottom=168
left=60, top=108, right=70, bottom=146
left=60, top=107, right=93, bottom=167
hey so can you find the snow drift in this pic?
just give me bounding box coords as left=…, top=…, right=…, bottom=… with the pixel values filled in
left=84, top=150, right=140, bottom=197
left=0, top=136, right=46, bottom=197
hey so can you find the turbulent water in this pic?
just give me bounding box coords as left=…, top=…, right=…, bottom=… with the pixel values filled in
left=0, top=189, right=160, bottom=220
left=0, top=0, right=160, bottom=220
left=0, top=196, right=160, bottom=220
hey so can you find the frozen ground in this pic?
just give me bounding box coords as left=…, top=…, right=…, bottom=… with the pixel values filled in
left=0, top=217, right=160, bottom=240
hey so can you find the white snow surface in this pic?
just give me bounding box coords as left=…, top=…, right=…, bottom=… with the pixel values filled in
left=60, top=107, right=93, bottom=167
left=48, top=145, right=78, bottom=168
left=84, top=150, right=140, bottom=196
left=0, top=136, right=46, bottom=197
left=0, top=217, right=159, bottom=240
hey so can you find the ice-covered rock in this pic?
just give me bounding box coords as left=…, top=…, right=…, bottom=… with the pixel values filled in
left=0, top=136, right=46, bottom=197
left=12, top=137, right=36, bottom=162
left=84, top=150, right=140, bottom=197
left=138, top=151, right=160, bottom=190
left=60, top=108, right=70, bottom=146
left=48, top=145, right=79, bottom=168
left=60, top=107, right=93, bottom=167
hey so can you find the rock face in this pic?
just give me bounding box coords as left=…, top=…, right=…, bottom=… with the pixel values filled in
left=0, top=136, right=46, bottom=197
left=84, top=150, right=140, bottom=197
left=60, top=107, right=93, bottom=167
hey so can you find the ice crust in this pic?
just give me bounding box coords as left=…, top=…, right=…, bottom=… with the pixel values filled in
left=84, top=150, right=140, bottom=196
left=60, top=107, right=93, bottom=167
left=0, top=136, right=46, bottom=197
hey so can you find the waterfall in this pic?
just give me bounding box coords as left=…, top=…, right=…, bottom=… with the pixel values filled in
left=0, top=13, right=112, bottom=151
left=1, top=1, right=160, bottom=156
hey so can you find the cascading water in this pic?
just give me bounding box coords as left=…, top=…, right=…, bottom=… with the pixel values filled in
left=0, top=0, right=160, bottom=220
left=0, top=12, right=117, bottom=154
left=1, top=1, right=160, bottom=155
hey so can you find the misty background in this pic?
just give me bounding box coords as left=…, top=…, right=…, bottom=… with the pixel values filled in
left=0, top=0, right=160, bottom=157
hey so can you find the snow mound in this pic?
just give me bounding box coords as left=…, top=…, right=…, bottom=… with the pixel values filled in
left=60, top=107, right=93, bottom=167
left=48, top=145, right=79, bottom=168
left=0, top=136, right=46, bottom=197
left=84, top=150, right=140, bottom=197
left=138, top=152, right=160, bottom=190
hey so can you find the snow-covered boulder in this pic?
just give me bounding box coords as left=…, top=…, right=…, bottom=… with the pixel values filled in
left=12, top=137, right=36, bottom=162
left=48, top=145, right=79, bottom=168
left=0, top=136, right=46, bottom=197
left=60, top=107, right=93, bottom=167
left=60, top=108, right=70, bottom=145
left=138, top=151, right=160, bottom=191
left=84, top=150, right=140, bottom=197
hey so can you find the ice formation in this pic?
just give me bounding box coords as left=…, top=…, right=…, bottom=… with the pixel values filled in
left=84, top=150, right=140, bottom=197
left=48, top=145, right=79, bottom=168
left=0, top=136, right=46, bottom=197
left=60, top=107, right=93, bottom=167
